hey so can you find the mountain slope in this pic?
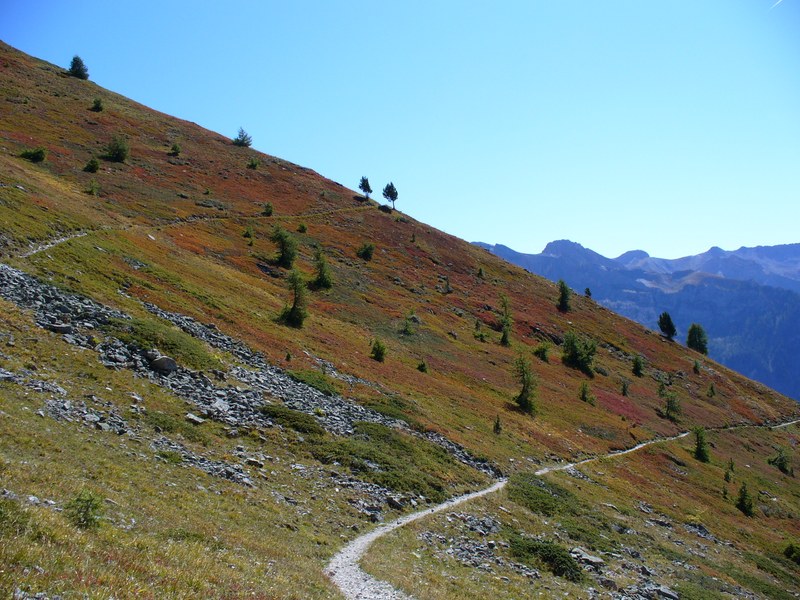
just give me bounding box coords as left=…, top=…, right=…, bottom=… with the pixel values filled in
left=1, top=42, right=799, bottom=599
left=477, top=241, right=800, bottom=400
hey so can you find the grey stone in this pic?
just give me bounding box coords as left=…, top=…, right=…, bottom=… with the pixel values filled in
left=45, top=323, right=74, bottom=334
left=185, top=413, right=205, bottom=425
left=150, top=356, right=178, bottom=373
left=655, top=586, right=680, bottom=600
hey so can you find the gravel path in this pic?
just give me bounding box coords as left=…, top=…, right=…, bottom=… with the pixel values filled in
left=326, top=429, right=691, bottom=600
left=327, top=416, right=800, bottom=599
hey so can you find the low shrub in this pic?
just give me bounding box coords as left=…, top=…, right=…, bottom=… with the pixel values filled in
left=370, top=338, right=386, bottom=362
left=297, top=223, right=307, bottom=233
left=356, top=242, right=375, bottom=261
left=562, top=330, right=596, bottom=375
left=86, top=178, right=99, bottom=196
left=19, top=147, right=46, bottom=163
left=83, top=157, right=100, bottom=173
left=509, top=535, right=582, bottom=581
left=533, top=342, right=550, bottom=362
left=247, top=157, right=260, bottom=169
left=103, top=136, right=129, bottom=162
left=91, top=98, right=103, bottom=112
left=632, top=355, right=644, bottom=377
left=262, top=202, right=274, bottom=216
left=785, top=542, right=800, bottom=565
left=578, top=381, right=596, bottom=405
left=260, top=404, right=325, bottom=436
left=169, top=143, right=181, bottom=156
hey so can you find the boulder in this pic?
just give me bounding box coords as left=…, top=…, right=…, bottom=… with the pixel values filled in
left=46, top=322, right=74, bottom=334
left=150, top=355, right=178, bottom=373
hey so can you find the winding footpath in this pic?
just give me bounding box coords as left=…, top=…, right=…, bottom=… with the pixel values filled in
left=326, top=419, right=799, bottom=600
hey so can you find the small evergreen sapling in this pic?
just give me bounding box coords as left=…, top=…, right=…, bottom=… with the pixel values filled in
left=632, top=355, right=644, bottom=377
left=279, top=270, right=308, bottom=328
left=65, top=489, right=102, bottom=529
left=104, top=136, right=129, bottom=162
left=736, top=482, right=755, bottom=517
left=499, top=294, right=513, bottom=347
left=693, top=427, right=710, bottom=462
left=83, top=158, right=100, bottom=173
left=269, top=225, right=297, bottom=268
left=493, top=415, right=502, bottom=435
left=578, top=382, right=595, bottom=405
left=312, top=247, right=333, bottom=290
left=557, top=279, right=571, bottom=312
left=370, top=339, right=387, bottom=362
left=513, top=355, right=536, bottom=414
left=233, top=127, right=253, bottom=147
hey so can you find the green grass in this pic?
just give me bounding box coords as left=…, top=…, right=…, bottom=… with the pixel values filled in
left=506, top=472, right=579, bottom=517
left=287, top=368, right=338, bottom=396
left=260, top=403, right=326, bottom=436
left=144, top=411, right=210, bottom=444
left=310, top=422, right=484, bottom=503
left=106, top=317, right=222, bottom=372
left=508, top=534, right=582, bottom=581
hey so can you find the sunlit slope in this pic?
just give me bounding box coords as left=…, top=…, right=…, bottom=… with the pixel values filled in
left=1, top=40, right=796, bottom=469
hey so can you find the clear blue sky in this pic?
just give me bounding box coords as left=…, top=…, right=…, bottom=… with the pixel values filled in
left=3, top=1, right=799, bottom=259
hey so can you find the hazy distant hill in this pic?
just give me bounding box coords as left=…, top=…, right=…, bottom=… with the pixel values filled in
left=476, top=240, right=800, bottom=400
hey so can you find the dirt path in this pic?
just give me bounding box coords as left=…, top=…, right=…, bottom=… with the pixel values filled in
left=19, top=231, right=88, bottom=258
left=326, top=416, right=800, bottom=600
left=325, top=430, right=694, bottom=600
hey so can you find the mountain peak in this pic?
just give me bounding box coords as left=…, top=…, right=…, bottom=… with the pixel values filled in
left=615, top=249, right=650, bottom=264
left=541, top=239, right=587, bottom=257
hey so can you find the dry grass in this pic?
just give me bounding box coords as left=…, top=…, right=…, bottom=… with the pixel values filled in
left=0, top=40, right=798, bottom=598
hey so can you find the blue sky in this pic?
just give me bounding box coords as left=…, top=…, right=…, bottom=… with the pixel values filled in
left=3, top=1, right=799, bottom=258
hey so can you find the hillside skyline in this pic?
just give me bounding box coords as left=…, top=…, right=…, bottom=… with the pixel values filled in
left=2, top=0, right=799, bottom=260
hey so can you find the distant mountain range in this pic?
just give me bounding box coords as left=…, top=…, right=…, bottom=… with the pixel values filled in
left=474, top=240, right=800, bottom=400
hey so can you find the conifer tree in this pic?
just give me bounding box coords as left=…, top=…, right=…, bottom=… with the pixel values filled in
left=312, top=247, right=333, bottom=289
left=658, top=311, right=677, bottom=340
left=513, top=355, right=536, bottom=414
left=736, top=482, right=755, bottom=517
left=269, top=225, right=297, bottom=268
left=358, top=176, right=372, bottom=199
left=280, top=270, right=308, bottom=328
left=233, top=127, right=253, bottom=147
left=499, top=294, right=513, bottom=346
left=693, top=427, right=710, bottom=462
left=687, top=323, right=708, bottom=355
left=556, top=279, right=571, bottom=312
left=68, top=55, right=89, bottom=79
left=382, top=182, right=398, bottom=209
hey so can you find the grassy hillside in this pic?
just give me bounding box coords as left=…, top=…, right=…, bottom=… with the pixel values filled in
left=1, top=41, right=798, bottom=598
